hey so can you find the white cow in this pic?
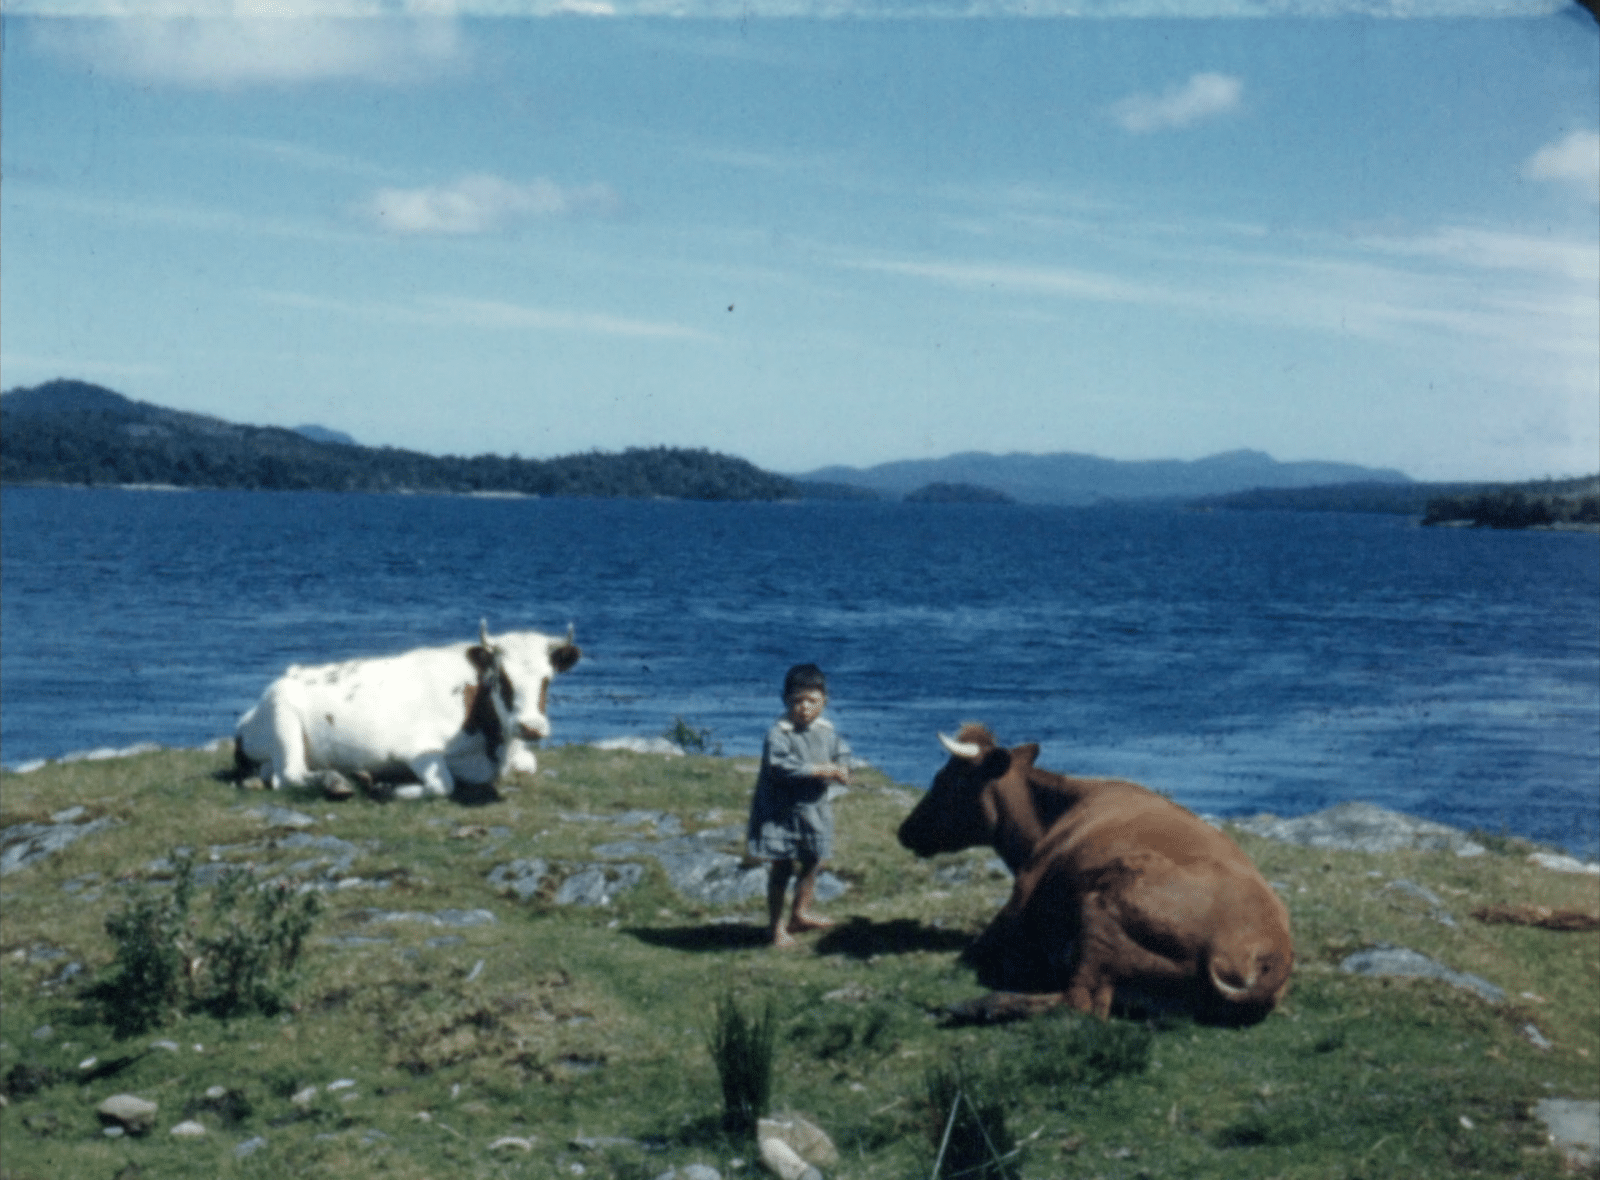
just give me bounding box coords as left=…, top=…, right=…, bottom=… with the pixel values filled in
left=235, top=621, right=581, bottom=799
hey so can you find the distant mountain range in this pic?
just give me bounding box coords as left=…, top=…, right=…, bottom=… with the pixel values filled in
left=796, top=450, right=1411, bottom=506
left=9, top=379, right=1584, bottom=525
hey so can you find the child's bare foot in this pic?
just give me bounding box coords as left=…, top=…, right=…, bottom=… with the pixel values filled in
left=787, top=913, right=834, bottom=933
left=771, top=927, right=798, bottom=948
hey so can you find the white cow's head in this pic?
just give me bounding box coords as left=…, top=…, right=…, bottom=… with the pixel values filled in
left=467, top=620, right=582, bottom=752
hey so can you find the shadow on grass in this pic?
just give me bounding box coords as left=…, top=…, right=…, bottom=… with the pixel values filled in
left=625, top=917, right=974, bottom=958
left=813, top=917, right=974, bottom=960
left=625, top=923, right=773, bottom=952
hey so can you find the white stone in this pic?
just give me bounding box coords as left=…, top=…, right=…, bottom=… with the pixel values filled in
left=1528, top=852, right=1600, bottom=875
left=758, top=1115, right=838, bottom=1166
left=489, top=1136, right=535, bottom=1152
left=759, top=1137, right=820, bottom=1180
left=170, top=1120, right=207, bottom=1137
left=97, top=1094, right=158, bottom=1134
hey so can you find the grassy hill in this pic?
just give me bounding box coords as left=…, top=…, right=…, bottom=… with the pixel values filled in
left=1, top=746, right=1596, bottom=1179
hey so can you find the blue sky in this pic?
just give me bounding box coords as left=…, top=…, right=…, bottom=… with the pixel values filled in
left=2, top=2, right=1595, bottom=482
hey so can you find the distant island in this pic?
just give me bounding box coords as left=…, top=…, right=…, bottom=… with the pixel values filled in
left=903, top=481, right=1014, bottom=504
left=795, top=448, right=1413, bottom=506
left=0, top=380, right=797, bottom=501
left=3, top=379, right=1593, bottom=527
left=1195, top=479, right=1600, bottom=529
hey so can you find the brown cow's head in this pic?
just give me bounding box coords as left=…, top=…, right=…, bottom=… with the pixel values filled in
left=898, top=724, right=1017, bottom=857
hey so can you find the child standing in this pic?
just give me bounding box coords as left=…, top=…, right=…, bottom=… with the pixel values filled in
left=746, top=664, right=852, bottom=948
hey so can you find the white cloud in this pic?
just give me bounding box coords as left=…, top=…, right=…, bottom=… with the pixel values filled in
left=32, top=15, right=465, bottom=87
left=365, top=174, right=622, bottom=234
left=1524, top=131, right=1600, bottom=203
left=1112, top=73, right=1243, bottom=134
left=255, top=289, right=712, bottom=340
left=834, top=216, right=1597, bottom=371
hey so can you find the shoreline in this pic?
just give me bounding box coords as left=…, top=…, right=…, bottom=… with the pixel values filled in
left=5, top=739, right=1596, bottom=871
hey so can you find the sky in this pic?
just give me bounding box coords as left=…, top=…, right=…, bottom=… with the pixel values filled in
left=1, top=2, right=1596, bottom=482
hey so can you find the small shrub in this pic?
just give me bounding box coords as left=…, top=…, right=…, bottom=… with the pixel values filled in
left=193, top=868, right=321, bottom=1018
left=97, top=854, right=197, bottom=1036
left=90, top=854, right=321, bottom=1035
left=707, top=993, right=776, bottom=1135
left=923, top=1062, right=1021, bottom=1180
left=664, top=717, right=722, bottom=756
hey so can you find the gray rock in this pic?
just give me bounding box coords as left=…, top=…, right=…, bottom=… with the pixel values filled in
left=1228, top=802, right=1484, bottom=854
left=1533, top=1098, right=1599, bottom=1169
left=358, top=907, right=497, bottom=928
left=932, top=857, right=1010, bottom=887
left=97, top=1093, right=159, bottom=1135
left=234, top=1134, right=269, bottom=1159
left=487, top=857, right=550, bottom=901
left=1, top=816, right=117, bottom=877
left=1381, top=879, right=1457, bottom=928
left=1527, top=851, right=1600, bottom=875
left=242, top=805, right=317, bottom=830
left=590, top=736, right=685, bottom=756
left=592, top=829, right=847, bottom=907
left=1523, top=1023, right=1553, bottom=1051
left=1338, top=944, right=1504, bottom=1003
left=170, top=1119, right=207, bottom=1137
left=555, top=864, right=646, bottom=907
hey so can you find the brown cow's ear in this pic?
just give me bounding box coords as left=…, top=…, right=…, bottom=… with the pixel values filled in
left=550, top=644, right=581, bottom=674
left=983, top=748, right=1013, bottom=778
left=1011, top=743, right=1041, bottom=770
left=466, top=645, right=496, bottom=674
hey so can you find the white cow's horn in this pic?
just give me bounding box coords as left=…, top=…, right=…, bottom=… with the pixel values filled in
left=479, top=618, right=491, bottom=646
left=938, top=732, right=983, bottom=760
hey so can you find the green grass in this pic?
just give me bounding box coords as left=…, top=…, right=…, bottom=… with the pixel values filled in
left=2, top=745, right=1596, bottom=1180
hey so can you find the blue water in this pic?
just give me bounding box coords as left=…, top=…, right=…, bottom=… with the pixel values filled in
left=3, top=487, right=1596, bottom=856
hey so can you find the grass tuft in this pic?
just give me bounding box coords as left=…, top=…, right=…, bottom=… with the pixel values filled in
left=923, top=1060, right=1021, bottom=1180
left=708, top=992, right=777, bottom=1135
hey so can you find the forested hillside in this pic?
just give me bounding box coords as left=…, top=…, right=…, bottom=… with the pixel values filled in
left=1195, top=476, right=1599, bottom=527
left=0, top=380, right=797, bottom=501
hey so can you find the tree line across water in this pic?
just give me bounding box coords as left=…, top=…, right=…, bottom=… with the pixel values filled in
left=0, top=380, right=799, bottom=501
left=4, top=379, right=1595, bottom=524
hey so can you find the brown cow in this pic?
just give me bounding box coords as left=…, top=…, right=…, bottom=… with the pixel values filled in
left=898, top=724, right=1293, bottom=1025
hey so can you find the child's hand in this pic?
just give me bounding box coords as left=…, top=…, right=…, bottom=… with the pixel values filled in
left=818, top=762, right=850, bottom=783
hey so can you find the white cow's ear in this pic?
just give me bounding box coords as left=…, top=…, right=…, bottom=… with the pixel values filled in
left=548, top=627, right=581, bottom=673
left=938, top=732, right=983, bottom=760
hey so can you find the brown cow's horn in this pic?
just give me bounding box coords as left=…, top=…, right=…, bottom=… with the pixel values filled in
left=1209, top=960, right=1256, bottom=1000
left=938, top=732, right=983, bottom=760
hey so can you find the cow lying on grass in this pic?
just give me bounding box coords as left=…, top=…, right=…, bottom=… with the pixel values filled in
left=898, top=724, right=1293, bottom=1025
left=235, top=621, right=580, bottom=800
